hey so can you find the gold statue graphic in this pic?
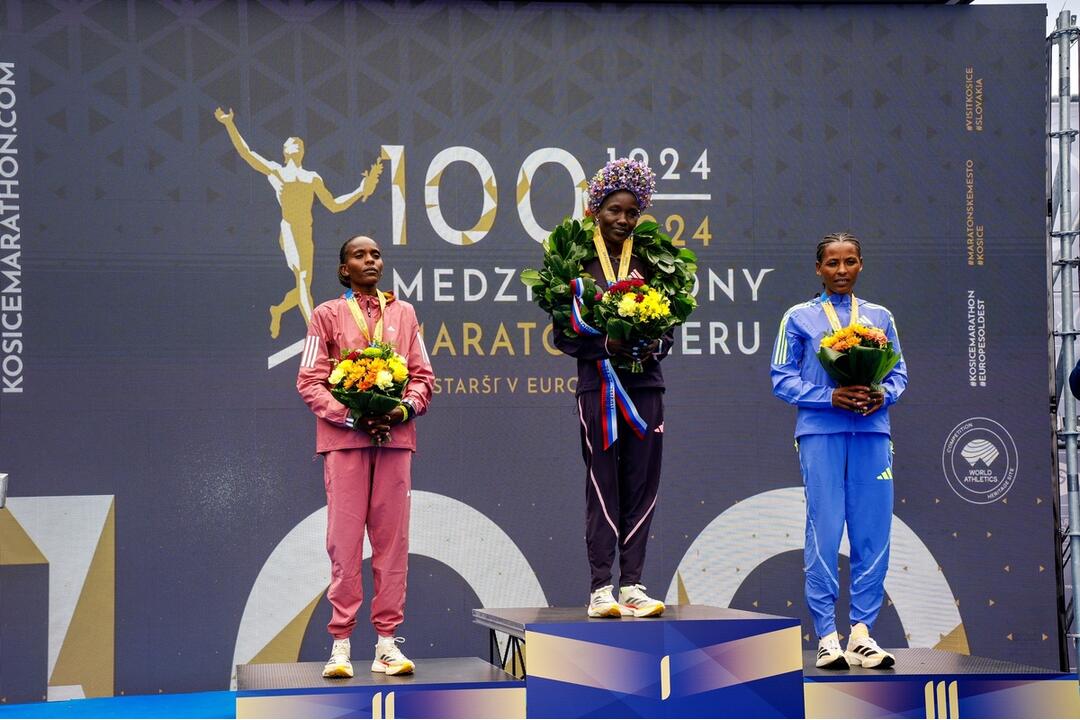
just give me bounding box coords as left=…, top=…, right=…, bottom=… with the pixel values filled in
left=215, top=107, right=384, bottom=338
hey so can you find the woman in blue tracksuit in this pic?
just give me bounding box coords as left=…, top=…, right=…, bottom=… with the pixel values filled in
left=770, top=232, right=908, bottom=670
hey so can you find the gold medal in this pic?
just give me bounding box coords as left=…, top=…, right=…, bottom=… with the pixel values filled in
left=346, top=289, right=387, bottom=345
left=592, top=225, right=633, bottom=283
left=822, top=293, right=859, bottom=332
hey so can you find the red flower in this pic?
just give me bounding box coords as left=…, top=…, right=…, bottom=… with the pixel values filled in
left=608, top=278, right=645, bottom=294
left=635, top=293, right=645, bottom=302
left=346, top=351, right=360, bottom=361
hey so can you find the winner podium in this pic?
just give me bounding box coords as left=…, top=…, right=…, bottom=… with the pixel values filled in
left=473, top=605, right=804, bottom=718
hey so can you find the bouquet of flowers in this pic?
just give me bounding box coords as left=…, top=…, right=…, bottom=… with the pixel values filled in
left=328, top=341, right=409, bottom=424
left=590, top=278, right=674, bottom=372
left=817, top=324, right=902, bottom=392
left=520, top=217, right=697, bottom=369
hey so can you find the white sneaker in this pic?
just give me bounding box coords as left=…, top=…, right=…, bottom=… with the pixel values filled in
left=587, top=585, right=622, bottom=618
left=618, top=584, right=665, bottom=617
left=372, top=636, right=415, bottom=675
left=815, top=632, right=848, bottom=669
left=845, top=625, right=895, bottom=669
left=322, top=638, right=353, bottom=678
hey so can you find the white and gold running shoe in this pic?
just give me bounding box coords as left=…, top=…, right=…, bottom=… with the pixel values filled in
left=372, top=636, right=415, bottom=676
left=845, top=624, right=895, bottom=669
left=815, top=632, right=849, bottom=669
left=618, top=584, right=665, bottom=618
left=322, top=638, right=353, bottom=678
left=587, top=585, right=623, bottom=617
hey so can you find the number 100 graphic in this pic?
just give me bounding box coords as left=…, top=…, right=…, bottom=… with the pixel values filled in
left=380, top=145, right=711, bottom=246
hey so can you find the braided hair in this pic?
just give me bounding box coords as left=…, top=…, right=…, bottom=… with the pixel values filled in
left=816, top=232, right=862, bottom=263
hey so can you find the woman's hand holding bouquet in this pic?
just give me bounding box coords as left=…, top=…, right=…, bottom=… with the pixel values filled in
left=817, top=324, right=901, bottom=415
left=327, top=341, right=409, bottom=444
left=590, top=278, right=673, bottom=372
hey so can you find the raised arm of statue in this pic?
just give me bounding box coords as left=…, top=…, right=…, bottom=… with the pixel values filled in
left=314, top=157, right=385, bottom=213
left=215, top=107, right=274, bottom=176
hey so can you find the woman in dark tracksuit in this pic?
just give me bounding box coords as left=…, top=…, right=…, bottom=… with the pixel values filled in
left=554, top=158, right=670, bottom=619
left=770, top=232, right=908, bottom=670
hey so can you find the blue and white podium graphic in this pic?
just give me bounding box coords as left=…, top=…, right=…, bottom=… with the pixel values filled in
left=477, top=606, right=803, bottom=719
left=235, top=658, right=525, bottom=719
left=803, top=649, right=1080, bottom=719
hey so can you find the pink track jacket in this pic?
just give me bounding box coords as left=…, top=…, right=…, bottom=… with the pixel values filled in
left=297, top=291, right=435, bottom=452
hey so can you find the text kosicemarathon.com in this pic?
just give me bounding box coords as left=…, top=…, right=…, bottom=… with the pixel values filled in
left=0, top=62, right=20, bottom=395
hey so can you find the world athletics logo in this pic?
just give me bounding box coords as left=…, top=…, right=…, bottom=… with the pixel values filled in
left=941, top=417, right=1018, bottom=504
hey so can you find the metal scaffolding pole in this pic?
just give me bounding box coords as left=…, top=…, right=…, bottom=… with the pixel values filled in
left=1050, top=8, right=1080, bottom=678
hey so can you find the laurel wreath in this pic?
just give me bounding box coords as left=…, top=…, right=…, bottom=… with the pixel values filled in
left=520, top=216, right=698, bottom=337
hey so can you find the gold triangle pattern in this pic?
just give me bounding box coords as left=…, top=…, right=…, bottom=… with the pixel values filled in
left=50, top=500, right=115, bottom=697
left=250, top=588, right=326, bottom=664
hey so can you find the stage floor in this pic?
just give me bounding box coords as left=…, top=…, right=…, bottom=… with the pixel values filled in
left=473, top=603, right=792, bottom=636
left=802, top=647, right=1064, bottom=677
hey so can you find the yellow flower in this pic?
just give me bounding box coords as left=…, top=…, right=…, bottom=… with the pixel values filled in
left=328, top=366, right=345, bottom=385
left=389, top=357, right=408, bottom=383
left=617, top=293, right=639, bottom=317
left=636, top=289, right=670, bottom=321
left=375, top=369, right=395, bottom=391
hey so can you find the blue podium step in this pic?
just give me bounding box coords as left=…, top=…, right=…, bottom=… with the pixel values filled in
left=235, top=657, right=524, bottom=719
left=473, top=604, right=804, bottom=718
left=802, top=648, right=1080, bottom=719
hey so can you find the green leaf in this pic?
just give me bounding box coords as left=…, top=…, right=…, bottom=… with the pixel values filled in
left=519, top=269, right=543, bottom=287
left=607, top=318, right=634, bottom=340
left=816, top=346, right=902, bottom=388
left=672, top=295, right=695, bottom=319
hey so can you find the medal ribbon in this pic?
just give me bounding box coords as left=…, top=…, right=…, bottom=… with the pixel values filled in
left=592, top=226, right=633, bottom=283
left=821, top=292, right=859, bottom=332
left=570, top=277, right=649, bottom=449
left=345, top=288, right=386, bottom=345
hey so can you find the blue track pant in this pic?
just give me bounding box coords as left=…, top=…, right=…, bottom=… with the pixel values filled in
left=798, top=432, right=893, bottom=638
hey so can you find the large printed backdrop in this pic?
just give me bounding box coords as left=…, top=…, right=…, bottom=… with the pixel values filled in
left=0, top=1, right=1059, bottom=698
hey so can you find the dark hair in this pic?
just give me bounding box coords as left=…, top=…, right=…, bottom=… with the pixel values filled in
left=815, top=232, right=862, bottom=263
left=338, top=234, right=378, bottom=288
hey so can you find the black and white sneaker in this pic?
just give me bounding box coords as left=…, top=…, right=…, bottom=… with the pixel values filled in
left=815, top=632, right=849, bottom=669
left=845, top=628, right=895, bottom=669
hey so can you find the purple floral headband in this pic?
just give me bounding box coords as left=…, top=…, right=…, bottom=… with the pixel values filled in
left=584, top=158, right=657, bottom=215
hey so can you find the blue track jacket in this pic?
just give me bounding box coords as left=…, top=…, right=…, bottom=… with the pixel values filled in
left=771, top=293, right=908, bottom=438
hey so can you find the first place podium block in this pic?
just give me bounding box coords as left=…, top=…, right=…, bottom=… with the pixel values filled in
left=236, top=657, right=525, bottom=719
left=474, top=605, right=804, bottom=719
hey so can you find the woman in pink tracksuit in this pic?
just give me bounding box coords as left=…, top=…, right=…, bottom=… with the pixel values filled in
left=296, top=234, right=434, bottom=679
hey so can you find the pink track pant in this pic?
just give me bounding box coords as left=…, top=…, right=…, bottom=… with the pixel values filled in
left=324, top=447, right=412, bottom=638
